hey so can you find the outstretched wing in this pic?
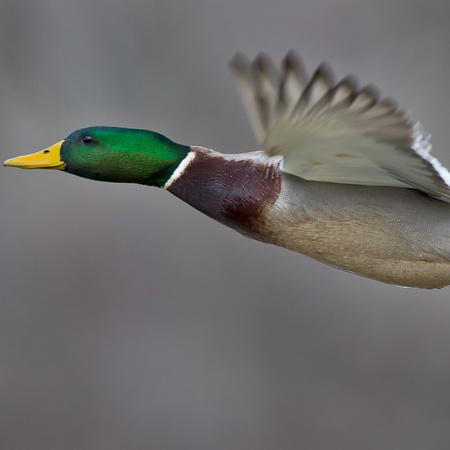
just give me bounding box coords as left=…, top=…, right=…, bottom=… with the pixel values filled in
left=230, top=51, right=450, bottom=202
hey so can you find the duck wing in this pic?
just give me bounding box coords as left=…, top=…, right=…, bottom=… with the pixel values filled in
left=230, top=51, right=450, bottom=203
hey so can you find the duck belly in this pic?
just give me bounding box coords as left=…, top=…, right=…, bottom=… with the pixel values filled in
left=262, top=174, right=450, bottom=289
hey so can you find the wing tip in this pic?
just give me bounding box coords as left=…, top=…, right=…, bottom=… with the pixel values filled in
left=229, top=52, right=251, bottom=79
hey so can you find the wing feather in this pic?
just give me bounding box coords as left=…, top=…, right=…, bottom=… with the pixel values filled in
left=230, top=51, right=450, bottom=202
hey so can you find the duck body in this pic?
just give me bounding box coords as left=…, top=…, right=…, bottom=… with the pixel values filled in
left=165, top=146, right=450, bottom=289
left=5, top=51, right=450, bottom=289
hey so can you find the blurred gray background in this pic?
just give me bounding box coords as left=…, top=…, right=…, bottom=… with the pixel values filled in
left=1, top=1, right=450, bottom=449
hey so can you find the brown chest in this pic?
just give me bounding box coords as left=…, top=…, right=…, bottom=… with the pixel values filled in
left=166, top=149, right=282, bottom=241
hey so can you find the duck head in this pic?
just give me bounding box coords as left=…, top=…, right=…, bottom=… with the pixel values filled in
left=4, top=126, right=190, bottom=187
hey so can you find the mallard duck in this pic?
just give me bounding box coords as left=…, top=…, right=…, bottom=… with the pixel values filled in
left=5, top=51, right=450, bottom=289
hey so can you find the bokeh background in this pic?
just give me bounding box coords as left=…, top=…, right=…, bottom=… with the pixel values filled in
left=1, top=1, right=450, bottom=449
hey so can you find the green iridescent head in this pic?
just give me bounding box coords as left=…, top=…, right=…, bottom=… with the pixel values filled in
left=4, top=126, right=190, bottom=187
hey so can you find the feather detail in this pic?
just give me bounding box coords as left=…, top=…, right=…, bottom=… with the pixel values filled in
left=230, top=51, right=450, bottom=203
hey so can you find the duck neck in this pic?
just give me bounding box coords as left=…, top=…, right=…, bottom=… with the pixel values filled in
left=164, top=147, right=282, bottom=241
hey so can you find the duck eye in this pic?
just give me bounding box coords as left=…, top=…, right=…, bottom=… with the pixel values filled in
left=82, top=135, right=93, bottom=144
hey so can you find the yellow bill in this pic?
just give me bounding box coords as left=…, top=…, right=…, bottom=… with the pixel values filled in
left=4, top=140, right=65, bottom=170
